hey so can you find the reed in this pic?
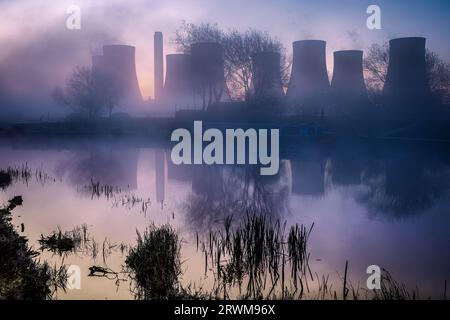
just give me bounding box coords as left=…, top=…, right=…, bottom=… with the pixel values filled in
left=125, top=223, right=182, bottom=299
left=372, top=268, right=416, bottom=300
left=38, top=224, right=92, bottom=256
left=199, top=211, right=313, bottom=299
left=1, top=164, right=56, bottom=187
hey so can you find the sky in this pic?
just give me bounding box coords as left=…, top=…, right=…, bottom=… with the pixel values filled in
left=0, top=0, right=449, bottom=115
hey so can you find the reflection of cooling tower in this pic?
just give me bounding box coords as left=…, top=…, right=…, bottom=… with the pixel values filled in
left=384, top=37, right=429, bottom=105
left=154, top=32, right=164, bottom=101
left=251, top=52, right=284, bottom=102
left=190, top=42, right=230, bottom=109
left=287, top=40, right=330, bottom=114
left=331, top=158, right=361, bottom=186
left=162, top=54, right=194, bottom=110
left=102, top=45, right=142, bottom=104
left=331, top=50, right=368, bottom=109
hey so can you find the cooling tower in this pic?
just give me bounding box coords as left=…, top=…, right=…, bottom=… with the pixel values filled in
left=286, top=40, right=330, bottom=115
left=251, top=51, right=284, bottom=102
left=383, top=37, right=430, bottom=105
left=162, top=53, right=195, bottom=111
left=102, top=45, right=142, bottom=105
left=154, top=32, right=164, bottom=101
left=190, top=42, right=230, bottom=109
left=331, top=50, right=368, bottom=109
left=91, top=55, right=105, bottom=73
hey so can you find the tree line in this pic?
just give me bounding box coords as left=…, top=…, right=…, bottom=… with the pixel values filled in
left=53, top=22, right=450, bottom=119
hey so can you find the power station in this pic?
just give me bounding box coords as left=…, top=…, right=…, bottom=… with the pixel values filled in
left=162, top=53, right=194, bottom=112
left=330, top=50, right=368, bottom=113
left=87, top=32, right=437, bottom=123
left=384, top=37, right=430, bottom=106
left=286, top=40, right=330, bottom=115
left=101, top=44, right=142, bottom=105
left=91, top=55, right=105, bottom=74
left=190, top=42, right=231, bottom=110
left=251, top=51, right=285, bottom=103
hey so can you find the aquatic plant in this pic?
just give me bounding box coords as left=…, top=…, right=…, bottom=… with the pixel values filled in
left=125, top=223, right=182, bottom=299
left=372, top=268, right=416, bottom=300
left=0, top=164, right=57, bottom=187
left=0, top=170, right=12, bottom=189
left=200, top=212, right=313, bottom=299
left=38, top=224, right=91, bottom=256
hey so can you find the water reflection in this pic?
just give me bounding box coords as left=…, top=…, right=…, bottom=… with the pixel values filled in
left=55, top=144, right=139, bottom=190
left=2, top=138, right=450, bottom=222
left=1, top=138, right=450, bottom=298
left=184, top=162, right=291, bottom=232
left=359, top=152, right=450, bottom=219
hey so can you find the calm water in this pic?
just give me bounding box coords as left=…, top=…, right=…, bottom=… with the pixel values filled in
left=1, top=136, right=449, bottom=299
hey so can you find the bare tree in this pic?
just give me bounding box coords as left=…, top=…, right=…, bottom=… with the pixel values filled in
left=426, top=51, right=450, bottom=102
left=174, top=22, right=289, bottom=101
left=175, top=21, right=225, bottom=53
left=52, top=66, right=120, bottom=119
left=224, top=29, right=288, bottom=101
left=93, top=70, right=121, bottom=117
left=364, top=43, right=450, bottom=103
left=364, top=43, right=389, bottom=92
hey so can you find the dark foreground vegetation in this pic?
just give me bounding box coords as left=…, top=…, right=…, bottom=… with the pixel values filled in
left=1, top=167, right=446, bottom=300
left=125, top=224, right=184, bottom=299
left=0, top=194, right=67, bottom=299
left=124, top=215, right=441, bottom=300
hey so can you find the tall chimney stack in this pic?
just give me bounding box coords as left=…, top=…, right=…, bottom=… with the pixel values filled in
left=287, top=40, right=330, bottom=115
left=154, top=32, right=164, bottom=101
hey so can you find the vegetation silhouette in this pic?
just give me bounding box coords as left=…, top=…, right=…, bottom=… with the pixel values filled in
left=0, top=197, right=67, bottom=299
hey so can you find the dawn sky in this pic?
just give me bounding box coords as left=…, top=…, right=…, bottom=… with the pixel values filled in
left=0, top=0, right=449, bottom=101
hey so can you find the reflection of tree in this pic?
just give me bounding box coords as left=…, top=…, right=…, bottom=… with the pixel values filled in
left=358, top=160, right=450, bottom=219
left=55, top=146, right=138, bottom=190
left=184, top=162, right=291, bottom=231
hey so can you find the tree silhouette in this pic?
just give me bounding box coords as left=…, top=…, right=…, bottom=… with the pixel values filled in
left=175, top=22, right=289, bottom=101
left=52, top=66, right=121, bottom=119
left=364, top=43, right=450, bottom=104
